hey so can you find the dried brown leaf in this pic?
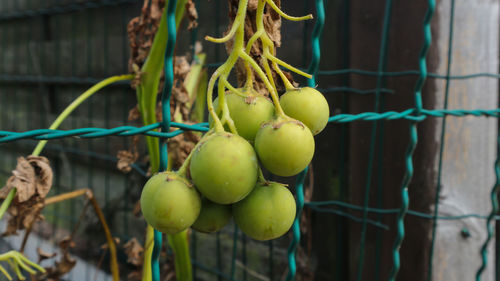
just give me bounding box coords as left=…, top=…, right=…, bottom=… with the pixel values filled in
left=59, top=236, right=76, bottom=251
left=37, top=248, right=57, bottom=261
left=248, top=0, right=259, bottom=10
left=264, top=0, right=281, bottom=47
left=3, top=197, right=44, bottom=236
left=117, top=150, right=139, bottom=173
left=128, top=104, right=141, bottom=121
left=127, top=0, right=166, bottom=72
left=27, top=156, right=53, bottom=198
left=185, top=0, right=198, bottom=30
left=124, top=238, right=144, bottom=266
left=48, top=252, right=77, bottom=279
left=100, top=237, right=121, bottom=250
left=133, top=200, right=142, bottom=217
left=0, top=157, right=36, bottom=202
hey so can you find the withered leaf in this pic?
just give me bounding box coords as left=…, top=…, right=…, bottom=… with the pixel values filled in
left=37, top=248, right=57, bottom=261
left=52, top=252, right=77, bottom=278
left=100, top=237, right=121, bottom=250
left=117, top=150, right=139, bottom=173
left=175, top=56, right=191, bottom=78
left=27, top=155, right=53, bottom=198
left=124, top=238, right=144, bottom=266
left=3, top=197, right=44, bottom=236
left=0, top=155, right=53, bottom=202
left=0, top=157, right=36, bottom=202
left=128, top=105, right=141, bottom=121
left=248, top=0, right=259, bottom=10
left=59, top=236, right=76, bottom=251
left=133, top=201, right=142, bottom=217
left=185, top=0, right=198, bottom=30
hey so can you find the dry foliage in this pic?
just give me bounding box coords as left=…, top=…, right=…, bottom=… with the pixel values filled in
left=185, top=0, right=199, bottom=30
left=116, top=136, right=141, bottom=173
left=34, top=237, right=77, bottom=281
left=124, top=238, right=144, bottom=267
left=0, top=156, right=53, bottom=236
left=127, top=0, right=166, bottom=76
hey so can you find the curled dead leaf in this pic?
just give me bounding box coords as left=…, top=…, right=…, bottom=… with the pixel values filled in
left=0, top=157, right=35, bottom=202
left=185, top=0, right=198, bottom=30
left=128, top=104, right=141, bottom=121
left=37, top=248, right=57, bottom=262
left=42, top=252, right=77, bottom=281
left=27, top=155, right=53, bottom=199
left=100, top=237, right=121, bottom=250
left=117, top=150, right=139, bottom=173
left=124, top=238, right=144, bottom=266
left=59, top=236, right=76, bottom=251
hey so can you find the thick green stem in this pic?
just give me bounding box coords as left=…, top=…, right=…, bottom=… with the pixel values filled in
left=206, top=0, right=249, bottom=133
left=167, top=230, right=192, bottom=281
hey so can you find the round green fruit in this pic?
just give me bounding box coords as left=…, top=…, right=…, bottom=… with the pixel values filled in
left=280, top=87, right=329, bottom=135
left=255, top=118, right=315, bottom=177
left=192, top=198, right=232, bottom=233
left=140, top=172, right=201, bottom=234
left=189, top=132, right=258, bottom=204
left=210, top=89, right=274, bottom=141
left=233, top=182, right=296, bottom=241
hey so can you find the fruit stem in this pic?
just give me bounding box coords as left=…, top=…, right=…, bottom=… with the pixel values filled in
left=272, top=61, right=296, bottom=90
left=176, top=130, right=214, bottom=177
left=266, top=52, right=312, bottom=78
left=205, top=0, right=249, bottom=133
left=264, top=0, right=313, bottom=21
left=31, top=74, right=134, bottom=156
left=239, top=51, right=285, bottom=117
left=243, top=29, right=263, bottom=89
left=176, top=150, right=194, bottom=177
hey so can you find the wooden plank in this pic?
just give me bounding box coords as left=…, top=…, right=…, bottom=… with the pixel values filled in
left=431, top=0, right=499, bottom=280
left=348, top=0, right=440, bottom=280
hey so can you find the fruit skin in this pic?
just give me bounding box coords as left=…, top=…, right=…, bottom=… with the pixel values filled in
left=192, top=198, right=232, bottom=233
left=140, top=172, right=201, bottom=234
left=189, top=132, right=258, bottom=204
left=210, top=89, right=274, bottom=142
left=280, top=87, right=329, bottom=135
left=255, top=118, right=315, bottom=177
left=233, top=182, right=296, bottom=241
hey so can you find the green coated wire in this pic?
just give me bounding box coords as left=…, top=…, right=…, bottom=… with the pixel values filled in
left=305, top=201, right=500, bottom=220
left=388, top=0, right=435, bottom=280
left=476, top=127, right=500, bottom=280
left=4, top=108, right=500, bottom=143
left=152, top=0, right=179, bottom=280
left=286, top=0, right=324, bottom=280
left=427, top=0, right=455, bottom=280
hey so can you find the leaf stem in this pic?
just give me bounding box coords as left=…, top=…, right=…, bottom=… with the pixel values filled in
left=0, top=189, right=16, bottom=221
left=31, top=74, right=134, bottom=157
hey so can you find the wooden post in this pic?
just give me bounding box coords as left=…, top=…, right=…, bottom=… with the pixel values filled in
left=431, top=0, right=498, bottom=280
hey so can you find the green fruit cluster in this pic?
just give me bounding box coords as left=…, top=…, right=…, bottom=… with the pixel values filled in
left=140, top=86, right=329, bottom=241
